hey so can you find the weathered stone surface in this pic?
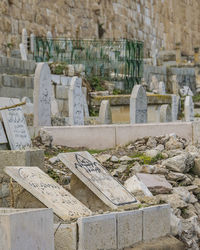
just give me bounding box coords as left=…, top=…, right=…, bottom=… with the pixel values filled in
left=99, top=100, right=112, bottom=124
left=192, top=157, right=200, bottom=177
left=0, top=208, right=54, bottom=250
left=54, top=222, right=77, bottom=250
left=136, top=173, right=172, bottom=195
left=144, top=149, right=159, bottom=158
left=78, top=213, right=117, bottom=250
left=160, top=104, right=172, bottom=122
left=142, top=204, right=171, bottom=241
left=58, top=151, right=138, bottom=209
left=165, top=136, right=183, bottom=150
left=184, top=96, right=194, bottom=122
left=4, top=166, right=92, bottom=221
left=117, top=210, right=142, bottom=249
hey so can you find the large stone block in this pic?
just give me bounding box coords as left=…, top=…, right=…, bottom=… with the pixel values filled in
left=142, top=204, right=171, bottom=241
left=0, top=149, right=44, bottom=174
left=117, top=210, right=142, bottom=249
left=0, top=208, right=54, bottom=250
left=77, top=213, right=117, bottom=250
left=54, top=222, right=77, bottom=250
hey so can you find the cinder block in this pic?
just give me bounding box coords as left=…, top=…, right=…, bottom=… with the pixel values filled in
left=56, top=85, right=69, bottom=99
left=54, top=223, right=77, bottom=250
left=0, top=149, right=44, bottom=174
left=78, top=213, right=117, bottom=250
left=117, top=210, right=142, bottom=249
left=0, top=208, right=54, bottom=250
left=142, top=204, right=171, bottom=241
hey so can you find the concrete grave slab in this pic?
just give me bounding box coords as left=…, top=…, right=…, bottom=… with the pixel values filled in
left=4, top=166, right=92, bottom=221
left=1, top=106, right=32, bottom=150
left=58, top=151, right=138, bottom=209
left=0, top=208, right=54, bottom=250
left=142, top=204, right=171, bottom=241
left=77, top=213, right=117, bottom=250
left=136, top=173, right=172, bottom=195
left=117, top=210, right=143, bottom=249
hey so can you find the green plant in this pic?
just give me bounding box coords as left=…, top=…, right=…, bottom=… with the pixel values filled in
left=87, top=76, right=106, bottom=91
left=112, top=89, right=126, bottom=95
left=195, top=113, right=200, bottom=118
left=47, top=169, right=60, bottom=182
left=193, top=94, right=200, bottom=103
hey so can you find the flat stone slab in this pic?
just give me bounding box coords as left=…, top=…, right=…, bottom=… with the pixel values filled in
left=4, top=167, right=92, bottom=221
left=1, top=106, right=31, bottom=150
left=117, top=210, right=143, bottom=249
left=0, top=208, right=54, bottom=250
left=78, top=213, right=117, bottom=250
left=136, top=173, right=172, bottom=194
left=142, top=204, right=171, bottom=241
left=58, top=151, right=138, bottom=209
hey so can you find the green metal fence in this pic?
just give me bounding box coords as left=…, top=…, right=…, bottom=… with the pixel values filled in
left=34, top=38, right=143, bottom=93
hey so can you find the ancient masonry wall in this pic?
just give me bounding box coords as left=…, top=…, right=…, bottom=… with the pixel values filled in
left=0, top=0, right=200, bottom=56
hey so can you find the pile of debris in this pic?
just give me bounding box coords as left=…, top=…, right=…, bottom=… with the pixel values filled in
left=34, top=134, right=200, bottom=249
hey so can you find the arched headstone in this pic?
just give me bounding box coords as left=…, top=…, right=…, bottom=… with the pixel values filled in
left=130, top=85, right=147, bottom=124
left=158, top=81, right=166, bottom=95
left=68, top=77, right=84, bottom=125
left=184, top=96, right=194, bottom=122
left=19, top=43, right=27, bottom=61
left=34, top=63, right=51, bottom=127
left=160, top=104, right=172, bottom=123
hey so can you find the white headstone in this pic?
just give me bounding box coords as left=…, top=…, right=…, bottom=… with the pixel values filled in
left=180, top=86, right=193, bottom=97
left=184, top=96, right=194, bottom=122
left=30, top=33, right=35, bottom=53
left=158, top=81, right=166, bottom=95
left=149, top=75, right=159, bottom=93
left=19, top=43, right=27, bottom=61
left=160, top=104, right=172, bottom=123
left=68, top=77, right=84, bottom=125
left=22, top=28, right=28, bottom=52
left=34, top=63, right=51, bottom=127
left=130, top=85, right=147, bottom=124
left=4, top=166, right=92, bottom=221
left=47, top=31, right=53, bottom=39
left=82, top=87, right=89, bottom=118
left=58, top=151, right=138, bottom=209
left=171, top=95, right=179, bottom=122
left=1, top=106, right=32, bottom=150
left=99, top=100, right=112, bottom=124
left=51, top=86, right=59, bottom=116
left=0, top=121, right=7, bottom=144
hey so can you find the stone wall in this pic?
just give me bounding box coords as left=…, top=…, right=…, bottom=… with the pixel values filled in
left=0, top=0, right=200, bottom=56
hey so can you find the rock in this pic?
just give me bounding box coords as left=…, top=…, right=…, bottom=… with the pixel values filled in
left=155, top=144, right=164, bottom=152
left=165, top=136, right=183, bottom=150
left=130, top=162, right=142, bottom=174
left=119, top=155, right=132, bottom=162
left=167, top=172, right=186, bottom=182
left=179, top=86, right=194, bottom=97
left=173, top=187, right=198, bottom=204
left=140, top=165, right=155, bottom=174
left=124, top=175, right=153, bottom=197
left=110, top=156, right=119, bottom=162
left=170, top=211, right=182, bottom=236
left=162, top=153, right=194, bottom=173
left=136, top=173, right=172, bottom=195
left=192, top=157, right=200, bottom=177
left=161, top=152, right=168, bottom=159
left=146, top=137, right=157, bottom=148
left=157, top=194, right=188, bottom=209
left=49, top=156, right=59, bottom=164
left=40, top=130, right=53, bottom=147
left=166, top=149, right=184, bottom=158
left=111, top=165, right=127, bottom=176
left=96, top=154, right=111, bottom=163
left=185, top=144, right=199, bottom=155
left=153, top=165, right=169, bottom=175
left=144, top=149, right=159, bottom=158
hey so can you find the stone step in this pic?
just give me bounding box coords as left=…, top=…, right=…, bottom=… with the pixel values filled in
left=125, top=236, right=185, bottom=250
left=0, top=56, right=36, bottom=75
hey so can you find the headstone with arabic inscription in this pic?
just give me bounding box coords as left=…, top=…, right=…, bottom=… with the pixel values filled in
left=34, top=63, right=51, bottom=127
left=68, top=77, right=84, bottom=125
left=58, top=151, right=138, bottom=209
left=4, top=166, right=92, bottom=221
left=130, top=85, right=147, bottom=124
left=1, top=106, right=31, bottom=150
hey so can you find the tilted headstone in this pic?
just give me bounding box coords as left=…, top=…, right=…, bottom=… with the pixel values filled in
left=1, top=106, right=32, bottom=150
left=34, top=63, right=51, bottom=127
left=184, top=96, right=194, bottom=122
left=68, top=77, right=84, bottom=125
left=30, top=33, right=35, bottom=53
left=171, top=95, right=179, bottom=122
left=99, top=100, right=112, bottom=124
left=19, top=43, right=27, bottom=61
left=158, top=81, right=166, bottom=95
left=4, top=166, right=92, bottom=221
left=130, top=85, right=147, bottom=124
left=0, top=121, right=8, bottom=144
left=22, top=28, right=28, bottom=52
left=159, top=104, right=172, bottom=123
left=58, top=151, right=138, bottom=209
